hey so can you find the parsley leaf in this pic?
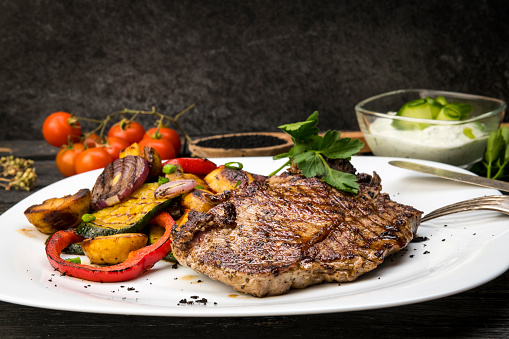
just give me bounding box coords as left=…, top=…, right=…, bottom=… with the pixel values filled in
left=322, top=166, right=360, bottom=192
left=293, top=151, right=325, bottom=177
left=271, top=111, right=364, bottom=194
left=279, top=111, right=320, bottom=143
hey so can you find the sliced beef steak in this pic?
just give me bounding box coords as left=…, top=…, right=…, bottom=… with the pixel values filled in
left=171, top=169, right=422, bottom=297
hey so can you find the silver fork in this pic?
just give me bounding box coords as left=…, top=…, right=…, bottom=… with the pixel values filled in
left=421, top=195, right=509, bottom=222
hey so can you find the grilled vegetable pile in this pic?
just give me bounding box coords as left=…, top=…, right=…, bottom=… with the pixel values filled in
left=23, top=143, right=234, bottom=282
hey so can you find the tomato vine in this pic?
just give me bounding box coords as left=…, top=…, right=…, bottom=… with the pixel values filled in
left=75, top=104, right=195, bottom=147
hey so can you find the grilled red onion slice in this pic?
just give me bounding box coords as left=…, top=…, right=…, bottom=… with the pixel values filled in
left=91, top=155, right=149, bottom=210
left=154, top=179, right=197, bottom=199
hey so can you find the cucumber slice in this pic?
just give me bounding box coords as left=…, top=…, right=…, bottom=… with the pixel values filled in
left=391, top=96, right=472, bottom=130
left=392, top=98, right=440, bottom=130
left=424, top=97, right=445, bottom=119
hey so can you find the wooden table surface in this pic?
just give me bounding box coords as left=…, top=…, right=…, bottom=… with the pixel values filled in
left=1, top=140, right=508, bottom=338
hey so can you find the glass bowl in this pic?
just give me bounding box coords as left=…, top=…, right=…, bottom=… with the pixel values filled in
left=355, top=89, right=506, bottom=168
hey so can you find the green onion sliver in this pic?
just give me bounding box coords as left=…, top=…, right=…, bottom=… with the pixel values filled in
left=443, top=105, right=462, bottom=120
left=224, top=162, right=243, bottom=170
left=163, top=164, right=178, bottom=174
left=158, top=176, right=170, bottom=185
left=82, top=214, right=96, bottom=223
left=66, top=257, right=81, bottom=264
left=463, top=128, right=476, bottom=140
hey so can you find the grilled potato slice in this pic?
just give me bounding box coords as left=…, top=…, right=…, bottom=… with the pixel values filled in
left=119, top=142, right=142, bottom=158
left=180, top=188, right=216, bottom=212
left=24, top=189, right=91, bottom=234
left=82, top=233, right=148, bottom=265
left=204, top=167, right=254, bottom=193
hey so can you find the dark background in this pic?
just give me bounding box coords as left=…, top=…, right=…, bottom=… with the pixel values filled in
left=2, top=0, right=509, bottom=142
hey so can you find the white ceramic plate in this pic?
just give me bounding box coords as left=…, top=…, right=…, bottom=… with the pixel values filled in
left=1, top=156, right=508, bottom=317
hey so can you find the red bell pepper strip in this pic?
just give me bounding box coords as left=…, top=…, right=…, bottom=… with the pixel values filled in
left=164, top=158, right=217, bottom=176
left=45, top=212, right=174, bottom=283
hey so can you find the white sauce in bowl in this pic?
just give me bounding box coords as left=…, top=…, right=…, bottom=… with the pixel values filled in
left=365, top=117, right=488, bottom=167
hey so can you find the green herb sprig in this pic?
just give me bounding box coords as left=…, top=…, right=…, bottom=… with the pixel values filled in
left=471, top=125, right=509, bottom=180
left=269, top=112, right=364, bottom=193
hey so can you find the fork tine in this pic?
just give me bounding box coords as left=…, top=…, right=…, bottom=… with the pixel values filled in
left=439, top=196, right=505, bottom=210
left=422, top=207, right=476, bottom=222
left=430, top=198, right=497, bottom=212
left=421, top=195, right=509, bottom=222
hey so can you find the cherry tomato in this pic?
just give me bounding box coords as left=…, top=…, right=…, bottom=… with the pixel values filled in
left=146, top=127, right=181, bottom=156
left=55, top=143, right=85, bottom=177
left=139, top=136, right=176, bottom=160
left=84, top=133, right=102, bottom=148
left=107, top=120, right=145, bottom=144
left=102, top=136, right=131, bottom=160
left=74, top=148, right=113, bottom=174
left=43, top=112, right=82, bottom=147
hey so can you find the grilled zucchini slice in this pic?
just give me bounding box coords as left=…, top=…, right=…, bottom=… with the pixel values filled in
left=76, top=183, right=176, bottom=238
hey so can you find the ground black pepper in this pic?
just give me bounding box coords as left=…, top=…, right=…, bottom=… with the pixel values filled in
left=196, top=135, right=287, bottom=149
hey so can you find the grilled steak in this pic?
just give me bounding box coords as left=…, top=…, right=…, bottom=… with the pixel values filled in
left=171, top=163, right=422, bottom=297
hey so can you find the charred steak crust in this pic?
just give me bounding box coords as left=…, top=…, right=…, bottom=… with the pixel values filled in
left=171, top=171, right=422, bottom=297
